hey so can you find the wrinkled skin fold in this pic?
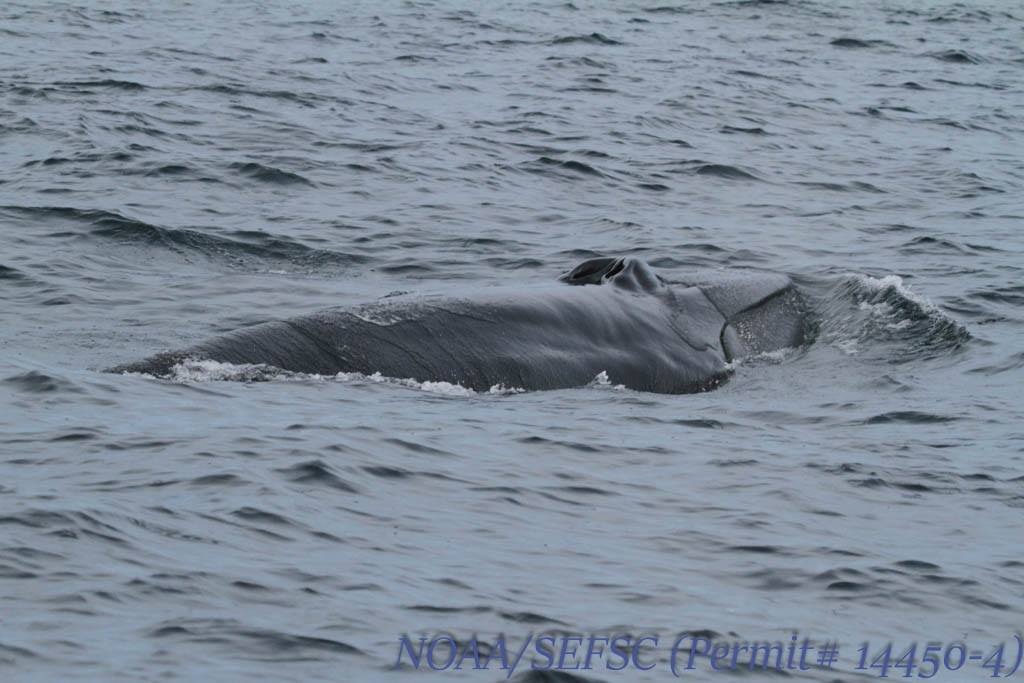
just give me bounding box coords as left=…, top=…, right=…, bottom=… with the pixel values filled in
left=108, top=256, right=809, bottom=394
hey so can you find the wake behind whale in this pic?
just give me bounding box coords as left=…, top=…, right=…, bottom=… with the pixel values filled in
left=109, top=257, right=809, bottom=394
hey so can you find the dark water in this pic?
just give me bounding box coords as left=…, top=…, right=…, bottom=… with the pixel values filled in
left=2, top=0, right=1023, bottom=680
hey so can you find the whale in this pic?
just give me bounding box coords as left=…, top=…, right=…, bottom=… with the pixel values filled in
left=108, top=256, right=808, bottom=393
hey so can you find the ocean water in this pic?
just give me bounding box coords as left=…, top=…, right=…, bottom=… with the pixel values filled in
left=1, top=0, right=1022, bottom=681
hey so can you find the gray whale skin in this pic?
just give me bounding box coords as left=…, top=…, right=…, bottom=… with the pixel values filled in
left=109, top=256, right=808, bottom=394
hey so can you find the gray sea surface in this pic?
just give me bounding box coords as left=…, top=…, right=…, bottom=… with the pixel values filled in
left=1, top=1, right=1023, bottom=681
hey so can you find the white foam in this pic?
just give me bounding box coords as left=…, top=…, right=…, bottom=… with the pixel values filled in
left=335, top=371, right=529, bottom=395
left=350, top=310, right=405, bottom=326
left=141, top=360, right=527, bottom=396
left=165, top=359, right=285, bottom=382
left=725, top=345, right=799, bottom=368
left=754, top=347, right=798, bottom=363
left=854, top=273, right=938, bottom=312
left=825, top=272, right=968, bottom=354
left=334, top=371, right=477, bottom=396
left=488, top=383, right=526, bottom=395
left=589, top=370, right=626, bottom=390
left=339, top=372, right=526, bottom=396
left=835, top=338, right=859, bottom=355
left=853, top=274, right=948, bottom=331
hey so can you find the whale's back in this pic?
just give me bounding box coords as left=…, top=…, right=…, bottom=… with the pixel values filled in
left=108, top=258, right=809, bottom=392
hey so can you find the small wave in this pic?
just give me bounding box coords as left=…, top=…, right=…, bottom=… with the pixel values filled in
left=720, top=125, right=769, bottom=135
left=0, top=264, right=38, bottom=287
left=927, top=49, right=984, bottom=64
left=729, top=69, right=779, bottom=80
left=819, top=274, right=970, bottom=361
left=54, top=78, right=147, bottom=90
left=926, top=8, right=998, bottom=24
left=519, top=157, right=605, bottom=178
left=861, top=411, right=958, bottom=425
left=545, top=55, right=612, bottom=69
left=394, top=54, right=436, bottom=63
left=143, top=163, right=195, bottom=177
left=0, top=264, right=23, bottom=279
left=796, top=180, right=886, bottom=193
left=898, top=235, right=980, bottom=255
left=550, top=33, right=622, bottom=46
left=717, top=0, right=791, bottom=6
left=276, top=460, right=359, bottom=493
left=3, top=370, right=83, bottom=394
left=969, top=284, right=1024, bottom=307
left=540, top=157, right=603, bottom=176
left=900, top=81, right=928, bottom=90
left=0, top=205, right=362, bottom=272
left=22, top=150, right=136, bottom=168
left=830, top=38, right=893, bottom=48
left=194, top=83, right=333, bottom=106
left=644, top=6, right=692, bottom=14
left=694, top=163, right=762, bottom=181
left=148, top=618, right=364, bottom=658
left=475, top=38, right=536, bottom=48
left=228, top=162, right=314, bottom=186
left=934, top=78, right=1006, bottom=91
left=968, top=351, right=1024, bottom=376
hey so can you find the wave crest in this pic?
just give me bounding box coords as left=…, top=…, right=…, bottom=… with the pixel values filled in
left=819, top=274, right=970, bottom=360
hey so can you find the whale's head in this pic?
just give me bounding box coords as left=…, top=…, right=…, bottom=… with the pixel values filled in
left=561, top=255, right=809, bottom=362
left=560, top=256, right=665, bottom=294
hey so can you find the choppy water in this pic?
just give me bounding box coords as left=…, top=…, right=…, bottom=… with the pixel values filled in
left=2, top=1, right=1023, bottom=681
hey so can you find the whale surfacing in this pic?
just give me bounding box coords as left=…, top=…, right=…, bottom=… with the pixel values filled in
left=108, top=256, right=808, bottom=394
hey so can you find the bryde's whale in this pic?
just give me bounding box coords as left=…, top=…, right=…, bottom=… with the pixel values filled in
left=109, top=256, right=808, bottom=393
